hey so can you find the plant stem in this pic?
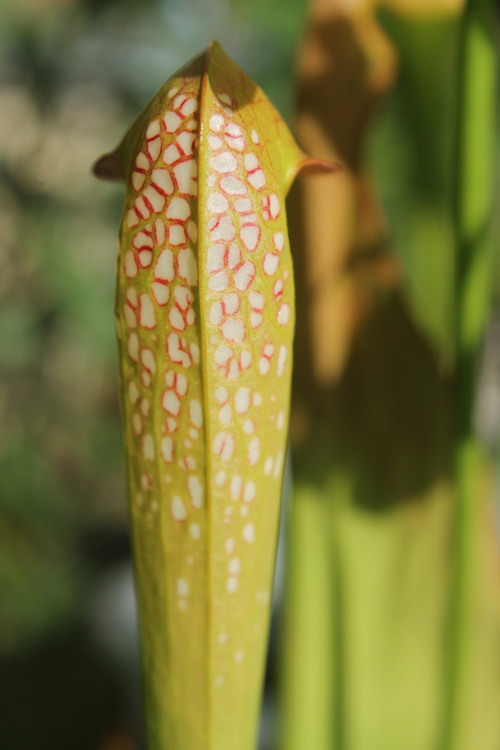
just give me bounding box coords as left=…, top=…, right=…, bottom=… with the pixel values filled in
left=442, top=1, right=496, bottom=748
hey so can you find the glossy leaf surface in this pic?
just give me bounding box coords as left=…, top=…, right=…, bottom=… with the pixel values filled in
left=95, top=41, right=310, bottom=750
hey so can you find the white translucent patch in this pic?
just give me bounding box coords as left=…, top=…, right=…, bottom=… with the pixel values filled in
left=207, top=192, right=229, bottom=214
left=241, top=224, right=260, bottom=251
left=127, top=383, right=139, bottom=406
left=277, top=303, right=291, bottom=326
left=207, top=244, right=225, bottom=272
left=126, top=209, right=139, bottom=228
left=174, top=372, right=188, bottom=396
left=141, top=349, right=156, bottom=373
left=188, top=475, right=204, bottom=508
left=132, top=413, right=142, bottom=435
left=243, top=481, right=256, bottom=503
left=135, top=196, right=150, bottom=220
left=142, top=434, right=155, bottom=461
left=210, top=114, right=224, bottom=132
left=277, top=411, right=285, bottom=430
left=227, top=243, right=241, bottom=269
left=269, top=193, right=280, bottom=218
left=248, top=170, right=266, bottom=190
left=220, top=176, right=247, bottom=195
left=234, top=387, right=251, bottom=414
left=210, top=215, right=236, bottom=242
left=225, top=134, right=245, bottom=151
left=209, top=271, right=229, bottom=292
left=163, top=144, right=181, bottom=165
left=189, top=400, right=203, bottom=428
left=248, top=437, right=260, bottom=466
left=218, top=403, right=232, bottom=425
left=222, top=318, right=245, bottom=343
left=164, top=111, right=182, bottom=133
left=213, top=432, right=234, bottom=461
left=189, top=523, right=201, bottom=539
left=225, top=538, right=235, bottom=554
left=234, top=197, right=252, bottom=213
left=177, top=131, right=197, bottom=155
left=273, top=231, right=285, bottom=252
left=166, top=196, right=191, bottom=221
left=168, top=224, right=186, bottom=246
left=132, top=171, right=145, bottom=191
left=172, top=496, right=186, bottom=521
left=227, top=577, right=238, bottom=593
left=152, top=282, right=169, bottom=305
left=180, top=98, right=197, bottom=116
left=228, top=558, right=240, bottom=574
left=251, top=129, right=260, bottom=144
left=215, top=470, right=226, bottom=487
left=273, top=280, right=284, bottom=300
left=230, top=475, right=242, bottom=500
left=169, top=306, right=185, bottom=332
left=243, top=419, right=254, bottom=434
left=177, top=578, right=189, bottom=597
left=124, top=250, right=138, bottom=278
left=151, top=168, right=174, bottom=196
left=173, top=160, right=197, bottom=196
left=209, top=301, right=224, bottom=325
left=215, top=386, right=228, bottom=403
left=127, top=333, right=139, bottom=361
left=240, top=350, right=252, bottom=369
left=139, top=294, right=155, bottom=329
left=264, top=457, right=274, bottom=476
left=174, top=285, right=193, bottom=311
left=161, top=436, right=174, bottom=463
left=233, top=261, right=255, bottom=291
left=244, top=153, right=259, bottom=170
left=263, top=252, right=279, bottom=275
left=277, top=345, right=287, bottom=376
left=190, top=342, right=200, bottom=364
left=223, top=293, right=239, bottom=315
left=209, top=151, right=237, bottom=174
left=249, top=291, right=265, bottom=310
left=243, top=523, right=255, bottom=543
left=147, top=137, right=161, bottom=162
left=209, top=135, right=223, bottom=150
left=162, top=390, right=180, bottom=416
left=154, top=217, right=166, bottom=245
left=144, top=185, right=165, bottom=213
left=126, top=287, right=138, bottom=305
left=138, top=249, right=152, bottom=268
left=135, top=151, right=149, bottom=170
left=177, top=248, right=198, bottom=286
left=215, top=344, right=232, bottom=366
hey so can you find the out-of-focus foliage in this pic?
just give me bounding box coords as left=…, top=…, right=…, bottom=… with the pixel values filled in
left=283, top=2, right=500, bottom=750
